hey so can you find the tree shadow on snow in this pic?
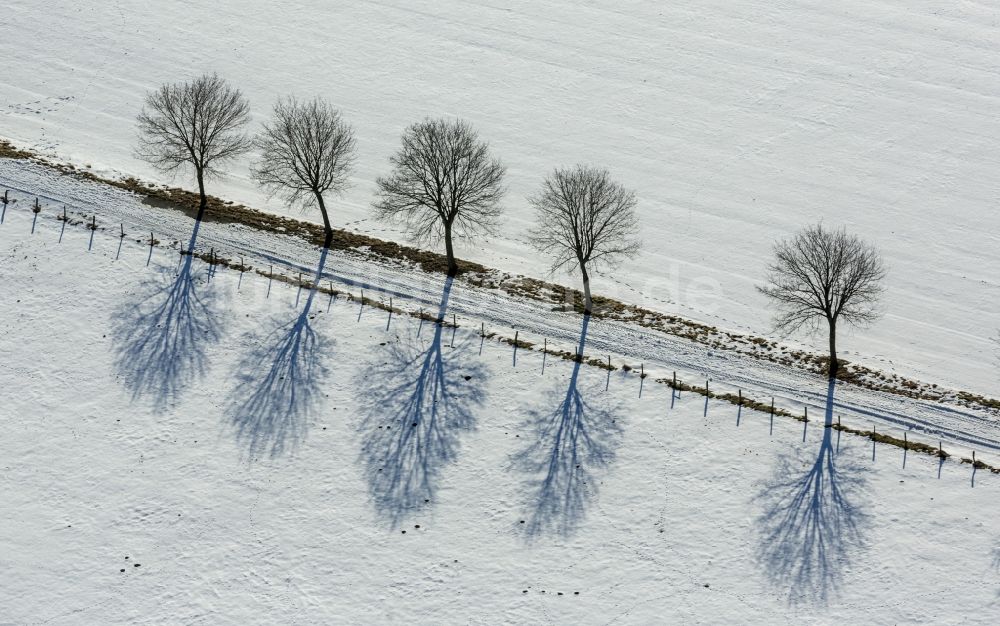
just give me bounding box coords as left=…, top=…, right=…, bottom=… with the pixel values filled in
left=111, top=219, right=222, bottom=412
left=226, top=247, right=332, bottom=461
left=355, top=276, right=487, bottom=528
left=513, top=314, right=623, bottom=538
left=754, top=378, right=870, bottom=606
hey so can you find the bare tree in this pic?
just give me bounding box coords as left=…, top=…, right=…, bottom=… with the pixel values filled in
left=374, top=118, right=505, bottom=276
left=136, top=74, right=251, bottom=222
left=759, top=224, right=887, bottom=378
left=529, top=165, right=640, bottom=315
left=251, top=98, right=357, bottom=248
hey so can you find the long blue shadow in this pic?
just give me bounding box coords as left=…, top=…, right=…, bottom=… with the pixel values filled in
left=514, top=314, right=623, bottom=538
left=227, top=247, right=332, bottom=460
left=754, top=378, right=870, bottom=606
left=356, top=276, right=487, bottom=527
left=111, top=219, right=221, bottom=411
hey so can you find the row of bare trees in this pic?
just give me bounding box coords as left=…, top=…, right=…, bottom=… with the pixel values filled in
left=135, top=74, right=886, bottom=379
left=135, top=75, right=641, bottom=304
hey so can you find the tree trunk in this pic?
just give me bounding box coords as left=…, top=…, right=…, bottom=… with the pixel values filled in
left=195, top=167, right=208, bottom=223
left=581, top=264, right=593, bottom=315
left=827, top=317, right=838, bottom=378
left=316, top=191, right=333, bottom=249
left=444, top=222, right=458, bottom=277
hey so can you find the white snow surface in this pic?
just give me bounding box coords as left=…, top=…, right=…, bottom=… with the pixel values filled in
left=2, top=0, right=999, bottom=397
left=2, top=181, right=1000, bottom=624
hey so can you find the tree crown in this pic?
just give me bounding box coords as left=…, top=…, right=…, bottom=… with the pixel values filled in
left=136, top=73, right=251, bottom=178
left=251, top=97, right=357, bottom=207
left=373, top=118, right=506, bottom=243
left=528, top=164, right=640, bottom=274
left=758, top=223, right=887, bottom=333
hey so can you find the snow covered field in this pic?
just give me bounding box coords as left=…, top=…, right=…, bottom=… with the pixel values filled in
left=2, top=186, right=1000, bottom=624
left=2, top=0, right=999, bottom=397
left=4, top=1, right=1000, bottom=622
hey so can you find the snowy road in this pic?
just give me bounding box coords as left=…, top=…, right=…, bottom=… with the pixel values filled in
left=3, top=157, right=998, bottom=462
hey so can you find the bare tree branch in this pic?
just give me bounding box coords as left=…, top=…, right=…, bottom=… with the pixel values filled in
left=528, top=165, right=640, bottom=315
left=251, top=97, right=357, bottom=248
left=136, top=74, right=251, bottom=221
left=758, top=223, right=887, bottom=377
left=373, top=118, right=506, bottom=276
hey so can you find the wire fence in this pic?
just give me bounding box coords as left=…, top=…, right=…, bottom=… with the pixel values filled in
left=1, top=188, right=996, bottom=484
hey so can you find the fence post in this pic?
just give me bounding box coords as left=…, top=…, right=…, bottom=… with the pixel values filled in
left=87, top=215, right=96, bottom=250
left=58, top=207, right=68, bottom=242
left=513, top=330, right=519, bottom=368
left=541, top=337, right=547, bottom=374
